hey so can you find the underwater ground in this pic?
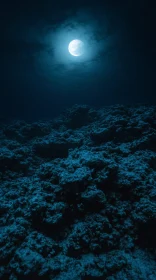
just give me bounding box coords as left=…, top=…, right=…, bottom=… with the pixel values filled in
left=0, top=104, right=156, bottom=279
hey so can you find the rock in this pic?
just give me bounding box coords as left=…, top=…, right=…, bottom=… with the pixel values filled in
left=0, top=104, right=156, bottom=279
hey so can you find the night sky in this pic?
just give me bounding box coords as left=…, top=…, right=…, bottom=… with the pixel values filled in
left=1, top=0, right=153, bottom=120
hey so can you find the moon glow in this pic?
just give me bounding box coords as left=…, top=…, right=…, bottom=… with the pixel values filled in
left=68, top=39, right=84, bottom=56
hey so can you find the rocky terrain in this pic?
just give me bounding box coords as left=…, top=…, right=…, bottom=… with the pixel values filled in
left=0, top=104, right=156, bottom=280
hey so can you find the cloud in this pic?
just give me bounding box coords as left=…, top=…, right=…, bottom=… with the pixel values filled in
left=6, top=6, right=128, bottom=95
left=33, top=8, right=123, bottom=87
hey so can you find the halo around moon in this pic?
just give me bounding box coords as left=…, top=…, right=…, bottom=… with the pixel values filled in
left=68, top=39, right=84, bottom=56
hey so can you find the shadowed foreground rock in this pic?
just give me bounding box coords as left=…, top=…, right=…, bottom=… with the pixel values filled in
left=0, top=104, right=156, bottom=279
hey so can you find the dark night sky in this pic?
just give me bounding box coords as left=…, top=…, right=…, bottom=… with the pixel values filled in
left=1, top=0, right=154, bottom=120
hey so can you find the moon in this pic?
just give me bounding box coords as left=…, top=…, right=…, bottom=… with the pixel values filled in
left=68, top=39, right=84, bottom=57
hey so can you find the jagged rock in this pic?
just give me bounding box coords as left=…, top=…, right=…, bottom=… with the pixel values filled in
left=0, top=104, right=156, bottom=279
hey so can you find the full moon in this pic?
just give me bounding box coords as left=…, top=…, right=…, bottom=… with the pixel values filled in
left=68, top=39, right=84, bottom=56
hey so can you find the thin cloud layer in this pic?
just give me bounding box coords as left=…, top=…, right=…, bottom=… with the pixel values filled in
left=34, top=8, right=124, bottom=90
left=4, top=4, right=137, bottom=98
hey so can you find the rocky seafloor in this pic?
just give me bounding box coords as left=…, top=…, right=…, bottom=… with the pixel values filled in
left=0, top=104, right=156, bottom=280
